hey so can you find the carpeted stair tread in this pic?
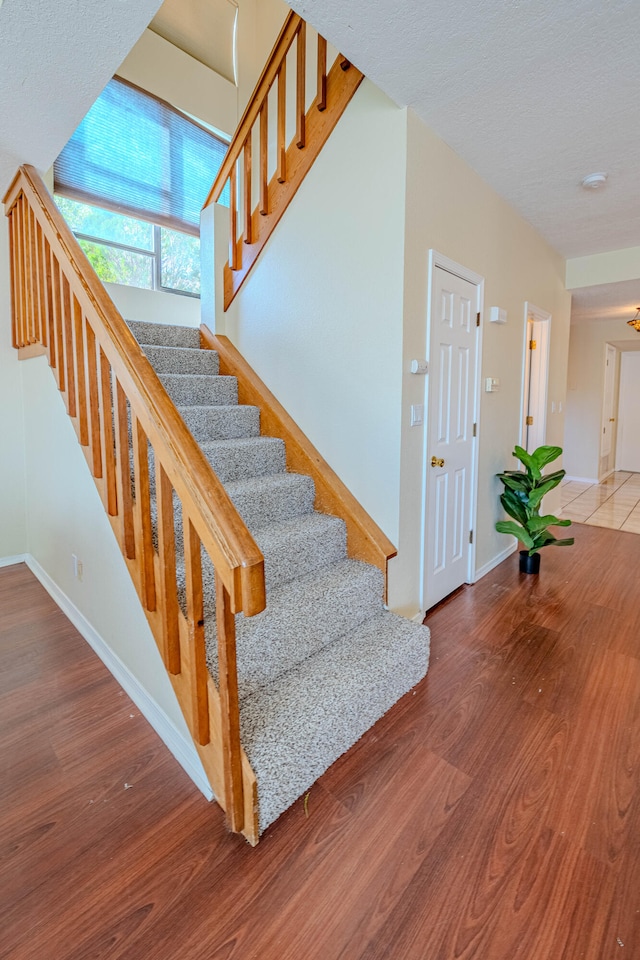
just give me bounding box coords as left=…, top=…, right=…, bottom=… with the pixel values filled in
left=205, top=559, right=385, bottom=700
left=241, top=610, right=430, bottom=833
left=143, top=344, right=220, bottom=376
left=177, top=404, right=261, bottom=442
left=127, top=320, right=201, bottom=349
left=252, top=513, right=346, bottom=588
left=224, top=473, right=316, bottom=530
left=159, top=372, right=238, bottom=406
left=199, top=436, right=286, bottom=483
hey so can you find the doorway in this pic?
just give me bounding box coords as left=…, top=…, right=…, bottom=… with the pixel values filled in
left=616, top=351, right=640, bottom=472
left=521, top=303, right=551, bottom=452
left=421, top=252, right=483, bottom=613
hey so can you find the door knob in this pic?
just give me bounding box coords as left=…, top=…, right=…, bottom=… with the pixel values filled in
left=431, top=456, right=445, bottom=468
left=609, top=418, right=615, bottom=422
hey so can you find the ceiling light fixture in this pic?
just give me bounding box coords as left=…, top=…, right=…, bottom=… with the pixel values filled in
left=627, top=307, right=640, bottom=332
left=581, top=172, right=608, bottom=190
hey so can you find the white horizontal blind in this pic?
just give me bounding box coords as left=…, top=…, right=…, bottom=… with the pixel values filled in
left=54, top=77, right=228, bottom=236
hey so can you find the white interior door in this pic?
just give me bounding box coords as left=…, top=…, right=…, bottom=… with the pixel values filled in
left=601, top=343, right=617, bottom=459
left=616, top=352, right=640, bottom=471
left=423, top=266, right=478, bottom=610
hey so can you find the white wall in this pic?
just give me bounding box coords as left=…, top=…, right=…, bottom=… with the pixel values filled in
left=19, top=353, right=205, bottom=780
left=0, top=214, right=27, bottom=560
left=214, top=90, right=573, bottom=618
left=104, top=282, right=201, bottom=328
left=397, top=113, right=571, bottom=613
left=222, top=80, right=408, bottom=547
left=564, top=318, right=638, bottom=481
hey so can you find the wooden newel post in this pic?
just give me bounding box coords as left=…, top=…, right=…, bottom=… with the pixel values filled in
left=215, top=573, right=244, bottom=832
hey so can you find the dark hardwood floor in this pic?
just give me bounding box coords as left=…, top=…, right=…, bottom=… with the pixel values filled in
left=2, top=522, right=640, bottom=960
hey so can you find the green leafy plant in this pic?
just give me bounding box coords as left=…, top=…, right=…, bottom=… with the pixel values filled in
left=495, top=445, right=575, bottom=556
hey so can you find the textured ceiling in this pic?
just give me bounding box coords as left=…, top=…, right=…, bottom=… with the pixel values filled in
left=0, top=0, right=163, bottom=195
left=571, top=279, right=640, bottom=326
left=290, top=0, right=640, bottom=261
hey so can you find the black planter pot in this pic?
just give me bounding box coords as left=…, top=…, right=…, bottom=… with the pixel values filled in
left=519, top=550, right=541, bottom=575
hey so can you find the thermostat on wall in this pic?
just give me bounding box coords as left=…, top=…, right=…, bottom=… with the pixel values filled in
left=490, top=306, right=507, bottom=324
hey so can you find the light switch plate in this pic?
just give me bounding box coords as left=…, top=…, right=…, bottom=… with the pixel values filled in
left=410, top=404, right=424, bottom=426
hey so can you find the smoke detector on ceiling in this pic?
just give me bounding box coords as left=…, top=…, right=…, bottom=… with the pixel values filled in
left=581, top=172, right=608, bottom=190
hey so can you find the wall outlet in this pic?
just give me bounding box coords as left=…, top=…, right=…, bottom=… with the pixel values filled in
left=72, top=554, right=83, bottom=581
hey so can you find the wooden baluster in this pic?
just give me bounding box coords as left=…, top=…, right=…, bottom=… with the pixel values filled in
left=277, top=60, right=287, bottom=183
left=216, top=573, right=244, bottom=832
left=99, top=348, right=118, bottom=516
left=229, top=165, right=240, bottom=270
left=43, top=238, right=55, bottom=369
left=259, top=100, right=268, bottom=216
left=37, top=225, right=49, bottom=350
left=30, top=210, right=44, bottom=345
left=156, top=465, right=180, bottom=674
left=51, top=254, right=65, bottom=391
left=113, top=380, right=135, bottom=559
left=22, top=200, right=35, bottom=343
left=84, top=320, right=102, bottom=476
left=72, top=297, right=89, bottom=447
left=61, top=275, right=77, bottom=418
left=8, top=210, right=20, bottom=350
left=296, top=21, right=306, bottom=148
left=317, top=36, right=327, bottom=111
left=184, top=518, right=210, bottom=745
left=243, top=133, right=252, bottom=244
left=15, top=198, right=27, bottom=348
left=131, top=415, right=156, bottom=612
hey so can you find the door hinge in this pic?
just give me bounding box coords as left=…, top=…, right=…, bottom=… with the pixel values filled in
left=476, top=312, right=481, bottom=327
left=473, top=422, right=477, bottom=437
left=526, top=415, right=534, bottom=426
left=529, top=339, right=537, bottom=350
left=469, top=530, right=474, bottom=544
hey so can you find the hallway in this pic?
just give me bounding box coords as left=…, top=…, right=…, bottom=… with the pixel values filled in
left=560, top=471, right=640, bottom=533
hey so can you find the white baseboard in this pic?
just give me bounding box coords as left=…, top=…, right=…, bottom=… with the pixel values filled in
left=564, top=475, right=598, bottom=485
left=411, top=610, right=426, bottom=624
left=473, top=541, right=518, bottom=581
left=22, top=554, right=213, bottom=801
left=0, top=553, right=28, bottom=568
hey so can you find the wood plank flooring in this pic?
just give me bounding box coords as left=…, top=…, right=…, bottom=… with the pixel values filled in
left=2, top=522, right=640, bottom=960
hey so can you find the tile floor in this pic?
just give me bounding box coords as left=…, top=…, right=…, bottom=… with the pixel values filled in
left=560, top=471, right=640, bottom=533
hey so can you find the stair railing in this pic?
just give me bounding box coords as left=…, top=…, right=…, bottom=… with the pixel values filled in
left=4, top=165, right=264, bottom=842
left=202, top=11, right=363, bottom=310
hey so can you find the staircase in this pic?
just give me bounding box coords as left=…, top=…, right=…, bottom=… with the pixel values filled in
left=128, top=318, right=430, bottom=835
left=4, top=8, right=431, bottom=845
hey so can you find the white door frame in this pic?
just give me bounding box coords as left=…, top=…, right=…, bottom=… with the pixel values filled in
left=420, top=250, right=484, bottom=613
left=520, top=302, right=551, bottom=451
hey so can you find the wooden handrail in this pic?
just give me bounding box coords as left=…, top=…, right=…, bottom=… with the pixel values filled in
left=4, top=165, right=264, bottom=842
left=202, top=12, right=364, bottom=310
left=203, top=11, right=302, bottom=209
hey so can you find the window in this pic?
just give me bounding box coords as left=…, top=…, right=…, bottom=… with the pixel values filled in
left=55, top=196, right=201, bottom=296
left=54, top=77, right=230, bottom=295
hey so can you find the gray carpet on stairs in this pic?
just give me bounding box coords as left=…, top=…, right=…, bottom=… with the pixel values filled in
left=127, top=319, right=430, bottom=834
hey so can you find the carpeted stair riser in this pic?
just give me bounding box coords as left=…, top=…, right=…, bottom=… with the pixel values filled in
left=198, top=437, right=286, bottom=484
left=143, top=345, right=220, bottom=376
left=160, top=373, right=238, bottom=407
left=224, top=473, right=316, bottom=530
left=126, top=319, right=431, bottom=837
left=178, top=405, right=261, bottom=442
left=128, top=320, right=201, bottom=348
left=205, top=559, right=385, bottom=700
left=241, top=611, right=430, bottom=832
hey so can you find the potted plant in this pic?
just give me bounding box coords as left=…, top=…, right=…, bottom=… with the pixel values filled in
left=495, top=444, right=574, bottom=574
